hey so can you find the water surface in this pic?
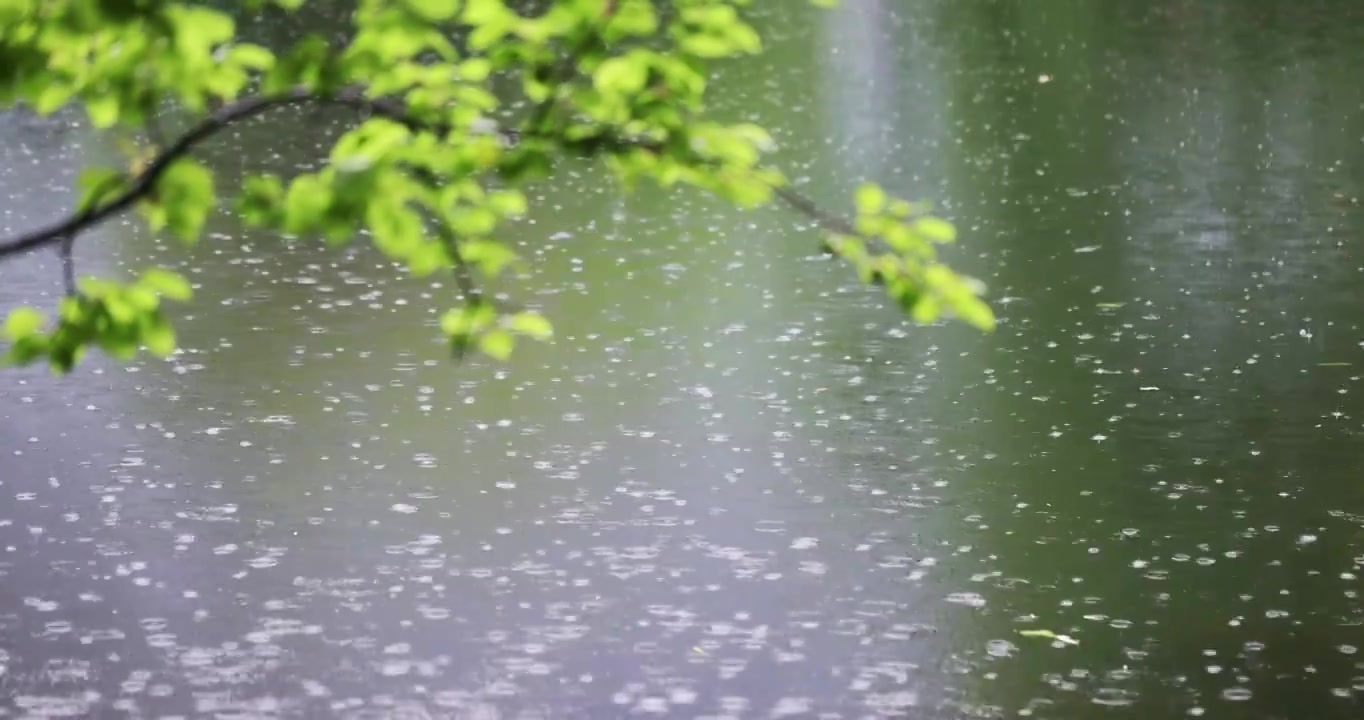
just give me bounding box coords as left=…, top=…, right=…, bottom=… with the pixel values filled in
left=3, top=1, right=1364, bottom=717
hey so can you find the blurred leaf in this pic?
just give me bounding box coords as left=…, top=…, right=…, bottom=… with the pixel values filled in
left=488, top=190, right=527, bottom=217
left=139, top=268, right=193, bottom=302
left=6, top=336, right=50, bottom=366
left=855, top=183, right=886, bottom=216
left=85, top=93, right=120, bottom=128
left=155, top=159, right=215, bottom=244
left=142, top=314, right=177, bottom=356
left=34, top=82, right=74, bottom=114
left=915, top=216, right=957, bottom=243
left=440, top=302, right=495, bottom=337
left=595, top=56, right=649, bottom=95
left=4, top=307, right=46, bottom=340
left=227, top=43, right=275, bottom=70
left=508, top=311, right=552, bottom=341
left=77, top=168, right=126, bottom=211
left=284, top=175, right=333, bottom=233
left=955, top=295, right=996, bottom=331
left=367, top=199, right=424, bottom=258
left=238, top=174, right=285, bottom=226
left=104, top=295, right=136, bottom=325
left=403, top=0, right=460, bottom=21
left=478, top=328, right=515, bottom=360
left=407, top=242, right=451, bottom=277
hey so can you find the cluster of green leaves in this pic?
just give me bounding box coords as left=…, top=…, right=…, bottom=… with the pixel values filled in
left=0, top=0, right=282, bottom=121
left=832, top=183, right=995, bottom=331
left=0, top=0, right=992, bottom=374
left=3, top=268, right=192, bottom=371
left=440, top=301, right=552, bottom=361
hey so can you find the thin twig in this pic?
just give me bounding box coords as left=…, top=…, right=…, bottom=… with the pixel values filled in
left=770, top=184, right=858, bottom=237
left=424, top=215, right=480, bottom=304
left=59, top=235, right=76, bottom=295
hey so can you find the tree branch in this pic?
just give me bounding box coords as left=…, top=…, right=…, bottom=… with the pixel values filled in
left=0, top=83, right=869, bottom=285
left=0, top=86, right=441, bottom=262
left=770, top=184, right=858, bottom=238
left=59, top=235, right=77, bottom=295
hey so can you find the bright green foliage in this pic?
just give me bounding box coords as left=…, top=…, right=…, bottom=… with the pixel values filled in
left=0, top=0, right=992, bottom=374
left=141, top=158, right=216, bottom=243
left=439, top=301, right=552, bottom=361
left=830, top=182, right=995, bottom=331
left=3, top=268, right=193, bottom=372
left=0, top=0, right=270, bottom=119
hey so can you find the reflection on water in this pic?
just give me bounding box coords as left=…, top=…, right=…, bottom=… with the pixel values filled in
left=3, top=1, right=1364, bottom=717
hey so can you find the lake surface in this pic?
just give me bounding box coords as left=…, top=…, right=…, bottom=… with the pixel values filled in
left=3, top=1, right=1364, bottom=717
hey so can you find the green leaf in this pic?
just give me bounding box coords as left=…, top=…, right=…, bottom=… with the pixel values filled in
left=6, top=336, right=50, bottom=367
left=139, top=268, right=194, bottom=302
left=366, top=200, right=424, bottom=259
left=460, top=238, right=518, bottom=277
left=605, top=0, right=659, bottom=39
left=58, top=297, right=87, bottom=324
left=677, top=33, right=734, bottom=59
left=508, top=311, right=552, bottom=341
left=449, top=206, right=498, bottom=237
left=238, top=174, right=285, bottom=226
left=954, top=294, right=995, bottom=332
left=459, top=58, right=493, bottom=81
left=441, top=310, right=468, bottom=337
left=594, top=56, right=649, bottom=95
left=263, top=35, right=333, bottom=93
left=33, top=82, right=74, bottom=115
left=717, top=175, right=771, bottom=207
left=86, top=94, right=120, bottom=128
left=408, top=242, right=452, bottom=277
left=139, top=199, right=169, bottom=233
left=855, top=183, right=886, bottom=216
left=98, top=333, right=139, bottom=360
left=403, top=0, right=460, bottom=21
left=5, top=307, right=46, bottom=340
left=488, top=190, right=527, bottom=217
left=168, top=5, right=236, bottom=50
left=910, top=294, right=940, bottom=324
left=915, top=216, right=957, bottom=243
left=284, top=175, right=333, bottom=233
left=730, top=123, right=775, bottom=153
left=141, top=315, right=177, bottom=356
left=440, top=301, right=495, bottom=336
left=77, top=168, right=126, bottom=211
left=881, top=222, right=913, bottom=252
left=77, top=278, right=117, bottom=299
left=228, top=43, right=276, bottom=71
left=478, top=328, right=515, bottom=360
left=103, top=296, right=137, bottom=325
left=156, top=159, right=215, bottom=244
left=50, top=342, right=87, bottom=374
left=125, top=286, right=160, bottom=311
